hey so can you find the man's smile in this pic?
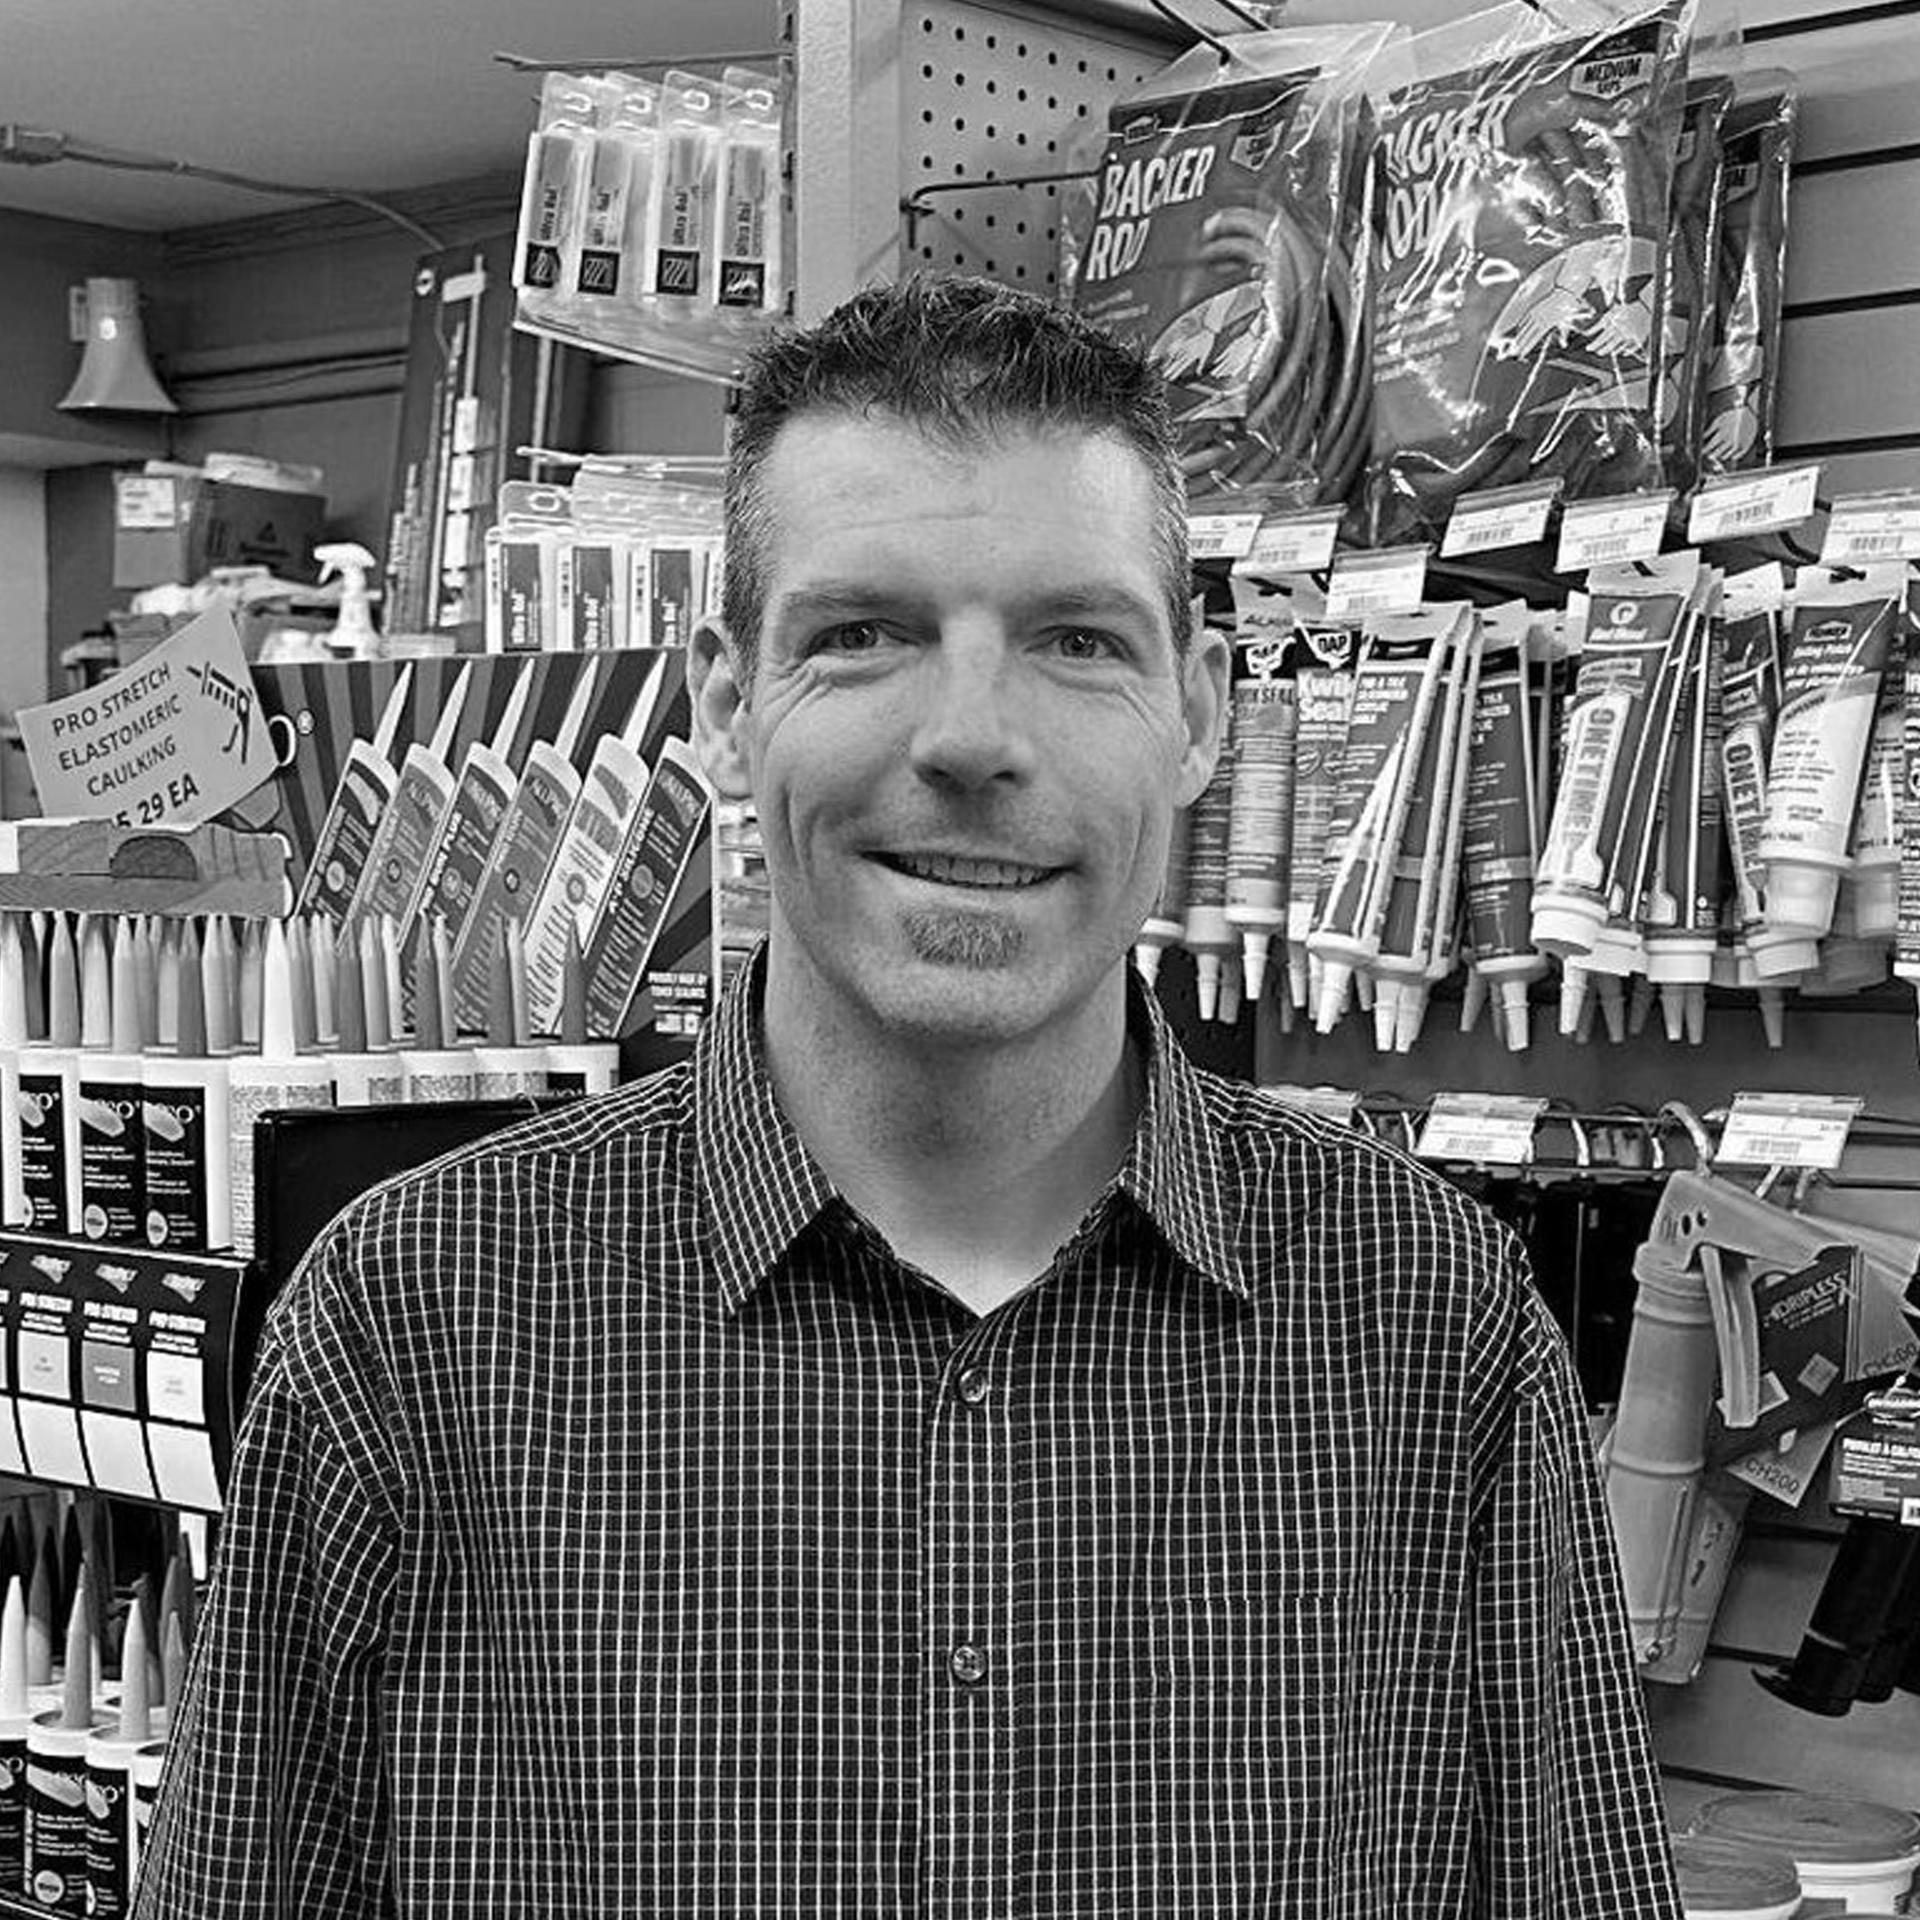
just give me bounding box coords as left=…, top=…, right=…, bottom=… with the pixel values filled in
left=870, top=851, right=1063, bottom=890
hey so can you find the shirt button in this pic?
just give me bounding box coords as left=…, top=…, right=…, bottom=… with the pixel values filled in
left=957, top=1367, right=990, bottom=1406
left=949, top=1643, right=988, bottom=1685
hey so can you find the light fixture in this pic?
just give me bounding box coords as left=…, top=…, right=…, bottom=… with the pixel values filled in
left=58, top=277, right=177, bottom=415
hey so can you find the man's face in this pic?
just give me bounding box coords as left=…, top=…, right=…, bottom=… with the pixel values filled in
left=693, top=412, right=1226, bottom=1050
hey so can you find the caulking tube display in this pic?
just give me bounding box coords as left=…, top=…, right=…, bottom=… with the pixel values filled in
left=1757, top=561, right=1903, bottom=944
left=76, top=920, right=144, bottom=1245
left=399, top=663, right=538, bottom=960
left=1368, top=604, right=1479, bottom=1053
left=1642, top=614, right=1725, bottom=1044
left=1181, top=718, right=1238, bottom=1021
left=1894, top=620, right=1920, bottom=1057
left=444, top=659, right=600, bottom=1034
left=1716, top=564, right=1808, bottom=980
left=523, top=656, right=669, bottom=1035
left=1461, top=618, right=1547, bottom=1052
left=580, top=738, right=713, bottom=1038
left=291, top=665, right=414, bottom=924
left=1531, top=553, right=1706, bottom=973
left=1222, top=632, right=1298, bottom=1006
left=1307, top=619, right=1449, bottom=1033
left=1844, top=609, right=1909, bottom=943
left=1285, top=635, right=1359, bottom=1016
left=339, top=661, right=474, bottom=952
left=1132, top=806, right=1191, bottom=989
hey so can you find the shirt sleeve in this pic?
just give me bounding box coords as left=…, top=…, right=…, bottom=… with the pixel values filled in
left=134, top=1226, right=402, bottom=1920
left=1467, top=1258, right=1683, bottom=1920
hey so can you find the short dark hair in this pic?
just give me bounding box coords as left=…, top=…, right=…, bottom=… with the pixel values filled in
left=722, top=273, right=1190, bottom=675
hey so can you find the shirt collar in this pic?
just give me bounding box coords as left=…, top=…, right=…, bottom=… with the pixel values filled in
left=693, top=946, right=1258, bottom=1312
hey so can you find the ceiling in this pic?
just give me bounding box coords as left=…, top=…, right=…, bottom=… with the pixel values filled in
left=0, top=0, right=783, bottom=233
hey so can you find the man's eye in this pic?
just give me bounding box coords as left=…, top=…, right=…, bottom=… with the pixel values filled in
left=1049, top=627, right=1121, bottom=661
left=816, top=622, right=888, bottom=654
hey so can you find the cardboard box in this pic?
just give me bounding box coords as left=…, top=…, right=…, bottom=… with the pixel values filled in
left=113, top=470, right=326, bottom=589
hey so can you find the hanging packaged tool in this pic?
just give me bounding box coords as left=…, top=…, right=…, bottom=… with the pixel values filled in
left=1066, top=25, right=1401, bottom=512
left=1699, top=74, right=1798, bottom=476
left=1367, top=0, right=1695, bottom=546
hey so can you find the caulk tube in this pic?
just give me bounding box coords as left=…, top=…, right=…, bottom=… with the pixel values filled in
left=711, top=68, right=784, bottom=321
left=1643, top=609, right=1726, bottom=1043
left=227, top=921, right=333, bottom=1261
left=469, top=919, right=549, bottom=1099
left=397, top=922, right=476, bottom=1104
left=1308, top=621, right=1449, bottom=1033
left=0, top=916, right=29, bottom=1226
left=574, top=74, right=657, bottom=299
left=1531, top=553, right=1704, bottom=963
left=1843, top=624, right=1908, bottom=942
left=140, top=925, right=230, bottom=1253
left=0, top=1577, right=28, bottom=1895
left=327, top=924, right=403, bottom=1108
left=523, top=655, right=669, bottom=1034
left=1462, top=628, right=1547, bottom=1052
left=543, top=920, right=619, bottom=1095
left=448, top=658, right=602, bottom=1034
left=1286, top=636, right=1361, bottom=1014
left=1892, top=621, right=1920, bottom=1057
left=19, top=915, right=81, bottom=1234
left=76, top=921, right=144, bottom=1245
left=1758, top=560, right=1903, bottom=940
left=646, top=72, right=720, bottom=306
left=340, top=661, right=474, bottom=953
left=403, top=662, right=536, bottom=959
left=27, top=1564, right=109, bottom=1916
left=1717, top=564, right=1812, bottom=979
left=580, top=738, right=711, bottom=1038
left=1181, top=720, right=1238, bottom=1021
left=1222, top=631, right=1298, bottom=1006
left=1369, top=605, right=1478, bottom=1053
left=84, top=1598, right=150, bottom=1920
left=292, top=664, right=413, bottom=923
left=1132, top=806, right=1191, bottom=989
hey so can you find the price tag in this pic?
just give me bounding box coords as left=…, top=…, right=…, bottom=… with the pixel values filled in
left=1715, top=1091, right=1862, bottom=1170
left=1555, top=491, right=1673, bottom=573
left=1820, top=489, right=1920, bottom=566
left=1415, top=1093, right=1545, bottom=1167
left=1188, top=510, right=1264, bottom=563
left=1261, top=1083, right=1360, bottom=1127
left=1324, top=545, right=1430, bottom=623
left=1441, top=479, right=1562, bottom=559
left=1233, top=507, right=1344, bottom=578
left=1686, top=462, right=1823, bottom=544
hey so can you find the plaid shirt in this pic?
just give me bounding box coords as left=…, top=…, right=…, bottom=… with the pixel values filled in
left=139, top=955, right=1680, bottom=1918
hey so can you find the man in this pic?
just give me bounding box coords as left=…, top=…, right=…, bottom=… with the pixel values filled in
left=139, top=275, right=1680, bottom=1917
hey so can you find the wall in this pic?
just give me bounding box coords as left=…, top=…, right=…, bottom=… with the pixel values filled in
left=0, top=471, right=48, bottom=718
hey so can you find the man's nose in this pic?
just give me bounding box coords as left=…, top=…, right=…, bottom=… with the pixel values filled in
left=906, top=630, right=1037, bottom=790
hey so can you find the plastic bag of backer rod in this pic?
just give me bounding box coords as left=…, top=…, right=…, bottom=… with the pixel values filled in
left=1365, top=0, right=1697, bottom=548
left=1064, top=24, right=1403, bottom=514
left=1698, top=73, right=1797, bottom=476
left=514, top=65, right=789, bottom=385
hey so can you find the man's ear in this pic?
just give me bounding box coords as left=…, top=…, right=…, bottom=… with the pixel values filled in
left=688, top=616, right=754, bottom=800
left=1172, top=621, right=1231, bottom=808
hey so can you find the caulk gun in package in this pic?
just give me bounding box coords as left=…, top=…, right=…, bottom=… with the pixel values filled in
left=1603, top=1168, right=1920, bottom=1683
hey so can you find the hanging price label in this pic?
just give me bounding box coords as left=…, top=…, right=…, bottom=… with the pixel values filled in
left=1187, top=510, right=1264, bottom=563
left=1555, top=491, right=1673, bottom=572
left=1415, top=1093, right=1545, bottom=1167
left=1715, top=1091, right=1862, bottom=1170
left=1260, top=1083, right=1361, bottom=1127
left=1233, top=507, right=1344, bottom=578
left=1819, top=489, right=1920, bottom=566
left=1686, top=462, right=1823, bottom=544
left=1324, top=545, right=1430, bottom=623
left=1441, top=479, right=1561, bottom=558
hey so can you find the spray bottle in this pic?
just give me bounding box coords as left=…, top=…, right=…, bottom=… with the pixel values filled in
left=315, top=544, right=382, bottom=660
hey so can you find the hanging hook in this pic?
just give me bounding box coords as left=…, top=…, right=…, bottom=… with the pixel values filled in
left=1145, top=0, right=1264, bottom=64
left=1659, top=1101, right=1716, bottom=1172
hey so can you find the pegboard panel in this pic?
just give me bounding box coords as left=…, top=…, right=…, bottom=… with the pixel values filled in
left=899, top=0, right=1167, bottom=291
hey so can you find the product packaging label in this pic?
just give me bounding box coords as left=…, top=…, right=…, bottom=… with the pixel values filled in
left=26, top=1754, right=89, bottom=1912
left=1828, top=1394, right=1920, bottom=1524
left=143, top=1083, right=209, bottom=1251
left=1461, top=656, right=1537, bottom=960
left=77, top=1072, right=144, bottom=1243
left=16, top=1071, right=68, bottom=1233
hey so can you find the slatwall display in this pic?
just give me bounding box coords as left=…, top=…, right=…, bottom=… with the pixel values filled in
left=795, top=0, right=1920, bottom=1821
